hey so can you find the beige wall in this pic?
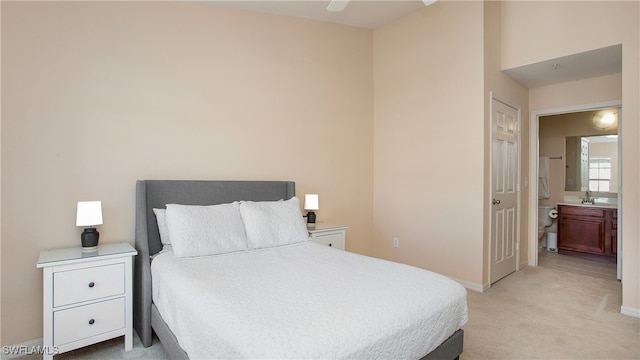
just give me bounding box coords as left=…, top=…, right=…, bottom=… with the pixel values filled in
left=372, top=0, right=529, bottom=291
left=1, top=2, right=374, bottom=345
left=506, top=1, right=639, bottom=315
left=501, top=1, right=634, bottom=70
left=373, top=1, right=486, bottom=288
left=483, top=1, right=530, bottom=279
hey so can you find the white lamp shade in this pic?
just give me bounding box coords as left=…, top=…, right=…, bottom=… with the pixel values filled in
left=304, top=194, right=319, bottom=210
left=76, top=201, right=103, bottom=227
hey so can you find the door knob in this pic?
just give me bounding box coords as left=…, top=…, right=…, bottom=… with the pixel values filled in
left=492, top=199, right=501, bottom=205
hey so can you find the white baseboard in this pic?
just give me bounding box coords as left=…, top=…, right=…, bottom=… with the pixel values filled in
left=1, top=338, right=44, bottom=359
left=621, top=306, right=640, bottom=318
left=451, top=277, right=487, bottom=293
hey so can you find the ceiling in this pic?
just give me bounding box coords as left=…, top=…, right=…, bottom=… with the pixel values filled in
left=202, top=1, right=623, bottom=88
left=207, top=0, right=425, bottom=29
left=503, top=44, right=622, bottom=88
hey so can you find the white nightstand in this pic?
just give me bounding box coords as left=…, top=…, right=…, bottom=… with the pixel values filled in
left=308, top=224, right=348, bottom=250
left=36, top=242, right=137, bottom=359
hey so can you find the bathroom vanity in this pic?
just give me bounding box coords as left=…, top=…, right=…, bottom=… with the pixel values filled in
left=557, top=204, right=617, bottom=261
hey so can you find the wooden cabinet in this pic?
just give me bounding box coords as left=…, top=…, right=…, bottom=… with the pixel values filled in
left=557, top=205, right=617, bottom=260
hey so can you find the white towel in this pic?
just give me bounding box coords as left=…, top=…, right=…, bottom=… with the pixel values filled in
left=538, top=156, right=550, bottom=199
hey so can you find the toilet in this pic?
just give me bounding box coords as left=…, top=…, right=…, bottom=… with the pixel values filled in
left=538, top=205, right=557, bottom=251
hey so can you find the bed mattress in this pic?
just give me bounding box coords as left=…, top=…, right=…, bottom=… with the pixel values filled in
left=151, top=241, right=468, bottom=359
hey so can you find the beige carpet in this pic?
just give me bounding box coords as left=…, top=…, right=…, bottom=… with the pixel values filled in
left=461, top=264, right=640, bottom=359
left=13, top=261, right=640, bottom=359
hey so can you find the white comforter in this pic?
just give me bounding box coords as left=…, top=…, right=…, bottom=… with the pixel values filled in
left=152, top=241, right=468, bottom=359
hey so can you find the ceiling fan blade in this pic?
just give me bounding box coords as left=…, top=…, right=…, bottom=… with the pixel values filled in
left=326, top=0, right=349, bottom=12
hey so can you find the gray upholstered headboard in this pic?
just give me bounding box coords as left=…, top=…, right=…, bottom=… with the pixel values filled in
left=133, top=180, right=296, bottom=347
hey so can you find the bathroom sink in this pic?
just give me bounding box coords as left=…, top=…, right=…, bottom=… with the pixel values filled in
left=591, top=202, right=618, bottom=208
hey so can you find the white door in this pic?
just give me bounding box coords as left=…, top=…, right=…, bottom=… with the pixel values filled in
left=490, top=97, right=520, bottom=284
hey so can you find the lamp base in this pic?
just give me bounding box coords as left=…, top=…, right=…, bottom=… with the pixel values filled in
left=81, top=227, right=100, bottom=250
left=306, top=211, right=316, bottom=224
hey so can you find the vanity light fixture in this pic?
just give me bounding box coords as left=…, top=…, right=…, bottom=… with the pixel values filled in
left=304, top=194, right=319, bottom=224
left=76, top=201, right=103, bottom=251
left=592, top=110, right=617, bottom=131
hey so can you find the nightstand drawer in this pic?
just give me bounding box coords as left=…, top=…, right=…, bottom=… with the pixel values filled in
left=54, top=297, right=125, bottom=346
left=54, top=263, right=125, bottom=307
left=312, top=232, right=345, bottom=250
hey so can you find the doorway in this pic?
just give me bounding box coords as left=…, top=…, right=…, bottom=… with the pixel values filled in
left=528, top=100, right=622, bottom=280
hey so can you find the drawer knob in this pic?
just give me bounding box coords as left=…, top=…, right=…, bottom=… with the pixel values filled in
left=329, top=243, right=332, bottom=247
left=88, top=319, right=95, bottom=325
left=88, top=282, right=95, bottom=288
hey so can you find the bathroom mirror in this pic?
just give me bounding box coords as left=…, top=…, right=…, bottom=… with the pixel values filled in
left=565, top=135, right=618, bottom=193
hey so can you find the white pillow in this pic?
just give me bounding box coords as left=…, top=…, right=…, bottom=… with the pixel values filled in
left=153, top=208, right=171, bottom=246
left=239, top=197, right=309, bottom=249
left=165, top=202, right=248, bottom=257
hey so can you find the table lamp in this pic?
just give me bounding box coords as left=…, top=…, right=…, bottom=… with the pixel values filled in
left=304, top=194, right=319, bottom=224
left=76, top=201, right=103, bottom=251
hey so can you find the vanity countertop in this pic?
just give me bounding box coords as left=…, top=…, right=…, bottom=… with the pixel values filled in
left=557, top=202, right=617, bottom=208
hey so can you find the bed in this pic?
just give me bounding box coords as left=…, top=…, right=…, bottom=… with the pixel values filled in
left=134, top=180, right=467, bottom=359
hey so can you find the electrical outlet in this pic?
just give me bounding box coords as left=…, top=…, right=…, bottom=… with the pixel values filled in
left=392, top=237, right=399, bottom=248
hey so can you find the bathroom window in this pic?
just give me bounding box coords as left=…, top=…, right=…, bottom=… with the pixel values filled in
left=589, top=157, right=611, bottom=192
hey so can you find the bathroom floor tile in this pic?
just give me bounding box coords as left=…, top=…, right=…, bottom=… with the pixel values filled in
left=538, top=248, right=618, bottom=281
